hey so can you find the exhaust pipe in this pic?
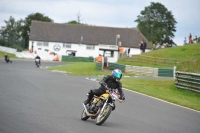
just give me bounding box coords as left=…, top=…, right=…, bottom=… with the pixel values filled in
left=82, top=103, right=100, bottom=117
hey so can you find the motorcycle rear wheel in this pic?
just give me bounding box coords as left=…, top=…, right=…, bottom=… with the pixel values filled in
left=95, top=104, right=112, bottom=125
left=81, top=109, right=90, bottom=120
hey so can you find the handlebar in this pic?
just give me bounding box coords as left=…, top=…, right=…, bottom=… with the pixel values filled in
left=100, top=82, right=124, bottom=103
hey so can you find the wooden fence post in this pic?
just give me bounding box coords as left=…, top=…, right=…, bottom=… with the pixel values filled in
left=173, top=66, right=177, bottom=79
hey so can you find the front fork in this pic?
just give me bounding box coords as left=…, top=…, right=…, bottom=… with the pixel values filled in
left=100, top=99, right=108, bottom=115
left=109, top=101, right=115, bottom=110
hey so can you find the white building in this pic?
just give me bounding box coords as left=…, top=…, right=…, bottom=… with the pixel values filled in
left=29, top=21, right=150, bottom=62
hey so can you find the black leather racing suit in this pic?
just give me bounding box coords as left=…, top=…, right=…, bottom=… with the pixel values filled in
left=84, top=75, right=125, bottom=108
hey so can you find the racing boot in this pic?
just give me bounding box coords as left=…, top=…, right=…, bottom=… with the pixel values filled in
left=83, top=90, right=93, bottom=105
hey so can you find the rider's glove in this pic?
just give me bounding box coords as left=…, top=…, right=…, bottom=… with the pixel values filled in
left=120, top=95, right=125, bottom=100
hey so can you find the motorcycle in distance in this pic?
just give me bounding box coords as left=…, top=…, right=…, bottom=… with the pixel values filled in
left=81, top=83, right=124, bottom=125
left=5, top=56, right=12, bottom=63
left=35, top=59, right=40, bottom=67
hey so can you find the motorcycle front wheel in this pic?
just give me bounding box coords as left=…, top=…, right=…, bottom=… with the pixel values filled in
left=81, top=109, right=90, bottom=120
left=95, top=104, right=112, bottom=125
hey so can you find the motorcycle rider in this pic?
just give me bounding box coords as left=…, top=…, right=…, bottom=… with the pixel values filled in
left=35, top=55, right=41, bottom=65
left=83, top=69, right=125, bottom=109
left=4, top=54, right=11, bottom=62
left=4, top=54, right=8, bottom=61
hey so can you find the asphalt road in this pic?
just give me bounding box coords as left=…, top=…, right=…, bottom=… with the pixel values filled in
left=0, top=59, right=200, bottom=133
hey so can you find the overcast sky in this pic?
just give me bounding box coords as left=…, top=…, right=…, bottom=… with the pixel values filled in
left=0, top=0, right=200, bottom=45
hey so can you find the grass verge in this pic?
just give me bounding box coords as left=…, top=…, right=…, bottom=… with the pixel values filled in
left=0, top=51, right=16, bottom=58
left=47, top=62, right=135, bottom=76
left=122, top=78, right=200, bottom=111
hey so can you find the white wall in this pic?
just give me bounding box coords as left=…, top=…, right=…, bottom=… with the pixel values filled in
left=0, top=46, right=17, bottom=54
left=107, top=51, right=118, bottom=62
left=73, top=44, right=99, bottom=57
left=123, top=47, right=151, bottom=56
left=29, top=41, right=152, bottom=62
left=29, top=41, right=100, bottom=57
left=29, top=40, right=119, bottom=62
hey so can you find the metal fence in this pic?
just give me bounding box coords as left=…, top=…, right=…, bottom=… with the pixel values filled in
left=175, top=71, right=200, bottom=93
left=125, top=55, right=182, bottom=67
left=0, top=36, right=25, bottom=51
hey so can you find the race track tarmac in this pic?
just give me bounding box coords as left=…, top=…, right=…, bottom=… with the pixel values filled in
left=0, top=59, right=200, bottom=133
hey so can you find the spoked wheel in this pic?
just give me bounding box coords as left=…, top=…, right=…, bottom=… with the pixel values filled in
left=81, top=109, right=90, bottom=120
left=95, top=104, right=112, bottom=125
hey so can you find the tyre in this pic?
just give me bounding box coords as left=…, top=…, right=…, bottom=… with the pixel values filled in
left=81, top=109, right=90, bottom=120
left=95, top=104, right=112, bottom=125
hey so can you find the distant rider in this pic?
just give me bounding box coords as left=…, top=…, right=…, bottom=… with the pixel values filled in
left=4, top=54, right=8, bottom=61
left=83, top=69, right=125, bottom=109
left=35, top=55, right=41, bottom=65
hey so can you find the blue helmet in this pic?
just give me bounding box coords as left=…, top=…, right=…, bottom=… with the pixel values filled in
left=112, top=69, right=122, bottom=80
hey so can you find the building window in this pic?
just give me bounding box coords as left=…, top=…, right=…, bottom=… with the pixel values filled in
left=109, top=45, right=117, bottom=49
left=37, top=42, right=43, bottom=46
left=86, top=45, right=95, bottom=50
left=63, top=43, right=71, bottom=48
left=37, top=42, right=49, bottom=47
left=43, top=42, right=49, bottom=47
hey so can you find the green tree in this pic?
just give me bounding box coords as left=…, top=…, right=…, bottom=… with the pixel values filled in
left=67, top=20, right=80, bottom=24
left=0, top=16, right=23, bottom=48
left=67, top=12, right=82, bottom=24
left=0, top=16, right=22, bottom=39
left=135, top=2, right=177, bottom=44
left=22, top=12, right=53, bottom=48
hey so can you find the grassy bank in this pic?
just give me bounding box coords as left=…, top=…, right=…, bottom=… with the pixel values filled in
left=118, top=43, right=200, bottom=73
left=143, top=43, right=200, bottom=60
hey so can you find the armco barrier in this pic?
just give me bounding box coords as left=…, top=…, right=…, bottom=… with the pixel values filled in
left=125, top=65, right=158, bottom=76
left=62, top=56, right=94, bottom=62
left=125, top=65, right=175, bottom=77
left=108, top=63, right=125, bottom=72
left=107, top=63, right=175, bottom=77
left=175, top=71, right=200, bottom=93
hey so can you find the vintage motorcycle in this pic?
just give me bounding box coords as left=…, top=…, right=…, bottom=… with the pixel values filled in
left=81, top=84, right=123, bottom=125
left=5, top=56, right=12, bottom=63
